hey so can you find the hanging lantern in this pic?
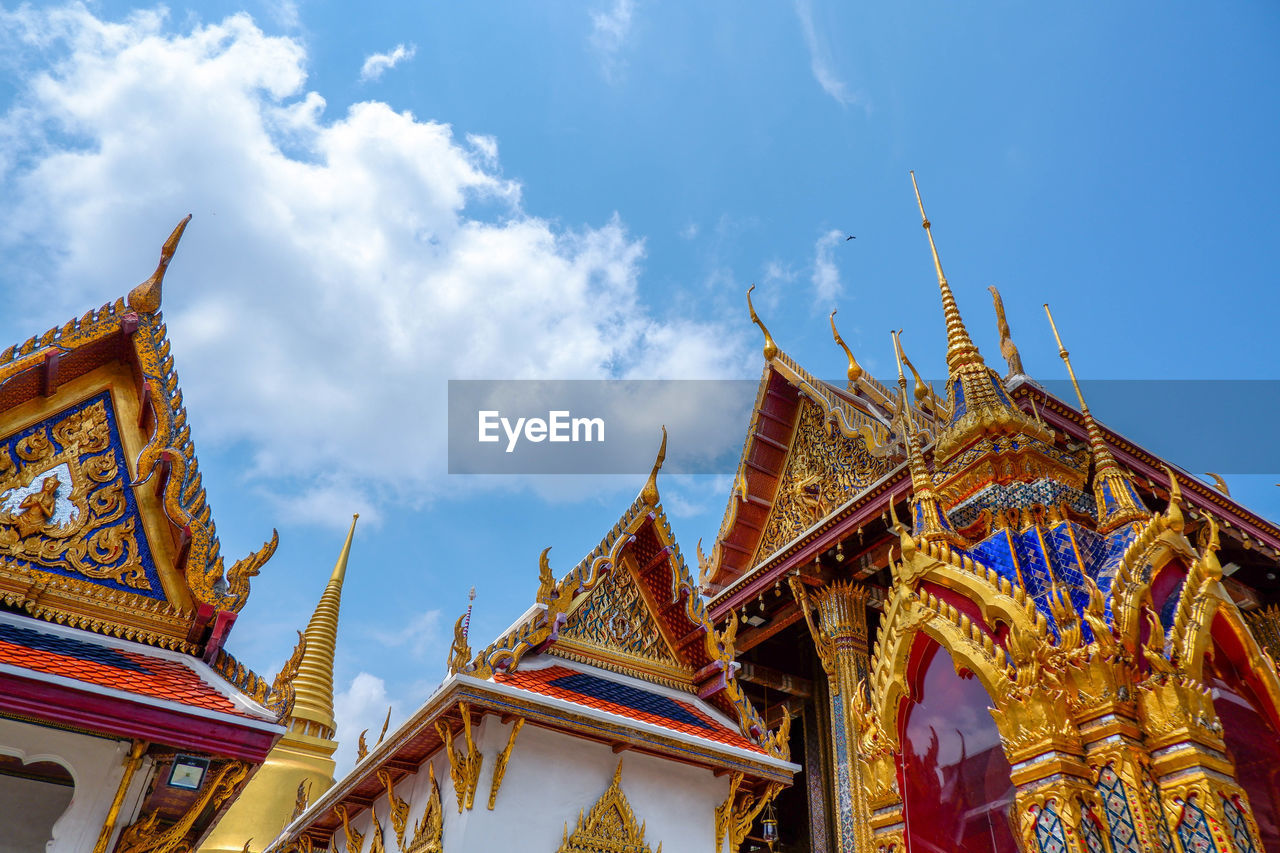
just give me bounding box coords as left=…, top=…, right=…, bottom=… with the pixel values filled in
left=761, top=797, right=779, bottom=845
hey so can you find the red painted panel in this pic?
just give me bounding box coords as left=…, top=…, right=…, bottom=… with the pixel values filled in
left=898, top=641, right=1018, bottom=853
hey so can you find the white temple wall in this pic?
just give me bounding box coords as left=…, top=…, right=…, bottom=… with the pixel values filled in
left=340, top=714, right=733, bottom=853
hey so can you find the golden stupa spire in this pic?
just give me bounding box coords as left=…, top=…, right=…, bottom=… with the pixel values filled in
left=893, top=331, right=964, bottom=547
left=829, top=310, right=863, bottom=383
left=910, top=172, right=982, bottom=375
left=1043, top=305, right=1148, bottom=533
left=909, top=172, right=1046, bottom=462
left=291, top=513, right=359, bottom=738
left=746, top=284, right=779, bottom=361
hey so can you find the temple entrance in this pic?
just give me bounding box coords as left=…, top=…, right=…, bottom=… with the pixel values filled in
left=0, top=755, right=74, bottom=853
left=898, top=640, right=1018, bottom=853
left=1208, top=625, right=1280, bottom=849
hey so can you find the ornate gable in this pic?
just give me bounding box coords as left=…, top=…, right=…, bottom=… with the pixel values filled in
left=752, top=396, right=895, bottom=567
left=553, top=549, right=685, bottom=681
left=0, top=217, right=276, bottom=655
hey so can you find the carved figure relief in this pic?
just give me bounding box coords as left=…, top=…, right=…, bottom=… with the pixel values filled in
left=755, top=399, right=893, bottom=565
left=0, top=393, right=158, bottom=593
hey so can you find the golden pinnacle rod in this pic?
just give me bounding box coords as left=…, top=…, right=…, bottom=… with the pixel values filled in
left=890, top=330, right=917, bottom=434
left=909, top=170, right=946, bottom=284
left=1042, top=303, right=1090, bottom=414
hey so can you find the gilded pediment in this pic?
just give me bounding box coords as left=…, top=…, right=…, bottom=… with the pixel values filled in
left=753, top=398, right=894, bottom=566
left=553, top=554, right=684, bottom=680
left=0, top=391, right=162, bottom=596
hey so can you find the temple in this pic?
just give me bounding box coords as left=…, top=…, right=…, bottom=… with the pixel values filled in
left=5, top=171, right=1280, bottom=853
left=0, top=219, right=356, bottom=853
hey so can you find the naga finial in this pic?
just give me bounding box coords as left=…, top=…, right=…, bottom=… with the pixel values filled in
left=536, top=546, right=556, bottom=604
left=829, top=309, right=863, bottom=383
left=640, top=425, right=667, bottom=506
left=747, top=284, right=779, bottom=361
left=447, top=588, right=476, bottom=676
left=128, top=214, right=192, bottom=314
left=988, top=285, right=1025, bottom=376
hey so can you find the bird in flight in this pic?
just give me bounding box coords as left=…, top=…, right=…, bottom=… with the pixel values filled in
left=846, top=235, right=856, bottom=241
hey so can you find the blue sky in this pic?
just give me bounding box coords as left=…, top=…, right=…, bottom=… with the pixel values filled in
left=1, top=1, right=1277, bottom=771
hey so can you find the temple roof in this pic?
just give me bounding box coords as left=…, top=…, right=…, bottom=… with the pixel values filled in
left=0, top=218, right=278, bottom=658
left=0, top=610, right=281, bottom=762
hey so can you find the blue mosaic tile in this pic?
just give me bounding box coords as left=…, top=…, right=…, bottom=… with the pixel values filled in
left=0, top=622, right=148, bottom=672
left=1177, top=798, right=1216, bottom=853
left=1097, top=765, right=1142, bottom=853
left=1221, top=794, right=1259, bottom=853
left=1035, top=802, right=1069, bottom=853
left=548, top=671, right=712, bottom=730
left=0, top=391, right=163, bottom=598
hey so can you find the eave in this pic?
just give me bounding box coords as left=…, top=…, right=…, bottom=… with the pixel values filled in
left=281, top=674, right=797, bottom=848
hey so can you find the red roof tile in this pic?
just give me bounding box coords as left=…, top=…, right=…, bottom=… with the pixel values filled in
left=495, top=665, right=763, bottom=754
left=0, top=620, right=254, bottom=718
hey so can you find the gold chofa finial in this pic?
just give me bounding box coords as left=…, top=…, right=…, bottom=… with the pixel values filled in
left=128, top=214, right=192, bottom=314
left=988, top=285, right=1025, bottom=376
left=747, top=285, right=779, bottom=361
left=1044, top=304, right=1148, bottom=532
left=830, top=310, right=863, bottom=382
left=640, top=426, right=667, bottom=506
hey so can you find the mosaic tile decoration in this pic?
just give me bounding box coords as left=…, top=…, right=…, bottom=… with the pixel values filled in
left=1144, top=776, right=1177, bottom=853
left=0, top=391, right=163, bottom=597
left=1034, top=802, right=1069, bottom=853
left=1220, top=794, right=1259, bottom=853
left=1176, top=798, right=1216, bottom=853
left=1096, top=765, right=1143, bottom=853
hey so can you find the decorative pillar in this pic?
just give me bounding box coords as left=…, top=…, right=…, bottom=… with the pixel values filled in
left=793, top=578, right=871, bottom=853
left=1138, top=678, right=1266, bottom=853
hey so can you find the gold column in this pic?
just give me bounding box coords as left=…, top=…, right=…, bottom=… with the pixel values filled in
left=794, top=579, right=871, bottom=853
left=1139, top=679, right=1266, bottom=853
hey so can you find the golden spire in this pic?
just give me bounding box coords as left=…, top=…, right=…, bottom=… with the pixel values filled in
left=128, top=214, right=191, bottom=314
left=1043, top=305, right=1148, bottom=533
left=291, top=513, right=359, bottom=737
left=910, top=172, right=981, bottom=374
left=829, top=310, right=863, bottom=383
left=988, top=285, right=1025, bottom=376
left=746, top=285, right=779, bottom=361
left=893, top=331, right=965, bottom=548
left=640, top=425, right=667, bottom=506
left=909, top=172, right=1046, bottom=462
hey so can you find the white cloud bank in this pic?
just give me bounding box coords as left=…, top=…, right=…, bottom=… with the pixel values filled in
left=0, top=5, right=743, bottom=525
left=360, top=42, right=416, bottom=82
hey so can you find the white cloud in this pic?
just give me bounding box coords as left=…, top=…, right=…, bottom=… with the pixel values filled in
left=793, top=0, right=864, bottom=108
left=359, top=42, right=416, bottom=82
left=811, top=228, right=844, bottom=306
left=333, top=671, right=397, bottom=775
left=370, top=609, right=443, bottom=660
left=589, top=0, right=634, bottom=81
left=0, top=5, right=745, bottom=526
